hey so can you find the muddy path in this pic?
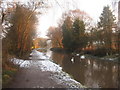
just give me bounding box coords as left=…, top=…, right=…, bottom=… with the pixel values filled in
left=5, top=50, right=84, bottom=88
left=7, top=67, right=66, bottom=88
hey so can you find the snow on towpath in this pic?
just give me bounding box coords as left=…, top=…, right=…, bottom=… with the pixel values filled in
left=8, top=50, right=85, bottom=88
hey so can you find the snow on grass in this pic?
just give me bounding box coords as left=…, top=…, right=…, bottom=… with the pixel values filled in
left=38, top=60, right=85, bottom=88
left=11, top=58, right=32, bottom=68
left=29, top=50, right=49, bottom=60
left=39, top=60, right=62, bottom=72
left=11, top=58, right=24, bottom=65
left=52, top=71, right=86, bottom=88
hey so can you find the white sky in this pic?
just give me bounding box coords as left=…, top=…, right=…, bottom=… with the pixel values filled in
left=3, top=0, right=118, bottom=38
left=37, top=0, right=115, bottom=38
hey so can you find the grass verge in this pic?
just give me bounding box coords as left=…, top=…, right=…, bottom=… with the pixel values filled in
left=2, top=61, right=18, bottom=88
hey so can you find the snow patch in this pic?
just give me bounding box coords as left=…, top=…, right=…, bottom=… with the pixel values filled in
left=37, top=60, right=85, bottom=88
left=39, top=60, right=62, bottom=72
left=29, top=50, right=49, bottom=60
left=10, top=50, right=85, bottom=88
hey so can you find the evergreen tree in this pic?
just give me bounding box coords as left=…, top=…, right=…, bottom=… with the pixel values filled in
left=62, top=17, right=88, bottom=52
left=98, top=6, right=116, bottom=55
left=62, top=16, right=74, bottom=51
left=72, top=18, right=87, bottom=51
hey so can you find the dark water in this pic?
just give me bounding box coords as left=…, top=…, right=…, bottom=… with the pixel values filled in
left=51, top=52, right=119, bottom=88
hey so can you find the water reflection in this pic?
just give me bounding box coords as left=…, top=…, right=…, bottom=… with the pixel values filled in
left=51, top=52, right=119, bottom=88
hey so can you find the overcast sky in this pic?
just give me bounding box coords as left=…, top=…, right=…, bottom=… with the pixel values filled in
left=3, top=0, right=118, bottom=38
left=36, top=0, right=116, bottom=38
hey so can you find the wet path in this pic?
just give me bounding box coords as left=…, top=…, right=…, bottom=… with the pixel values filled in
left=7, top=50, right=66, bottom=88
left=7, top=50, right=84, bottom=88
left=8, top=67, right=65, bottom=88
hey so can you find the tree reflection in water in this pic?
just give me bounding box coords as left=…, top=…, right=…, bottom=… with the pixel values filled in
left=51, top=52, right=118, bottom=88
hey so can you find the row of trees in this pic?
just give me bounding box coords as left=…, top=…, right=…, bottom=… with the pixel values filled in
left=1, top=1, right=45, bottom=77
left=1, top=1, right=43, bottom=59
left=48, top=6, right=119, bottom=56
left=6, top=4, right=37, bottom=57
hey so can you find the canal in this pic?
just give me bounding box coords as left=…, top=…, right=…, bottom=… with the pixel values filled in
left=46, top=50, right=119, bottom=88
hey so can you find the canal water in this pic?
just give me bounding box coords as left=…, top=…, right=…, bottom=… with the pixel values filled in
left=48, top=51, right=119, bottom=88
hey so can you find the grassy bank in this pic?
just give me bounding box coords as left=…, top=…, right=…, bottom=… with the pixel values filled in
left=2, top=68, right=18, bottom=87
left=2, top=53, right=19, bottom=88
left=2, top=61, right=18, bottom=87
